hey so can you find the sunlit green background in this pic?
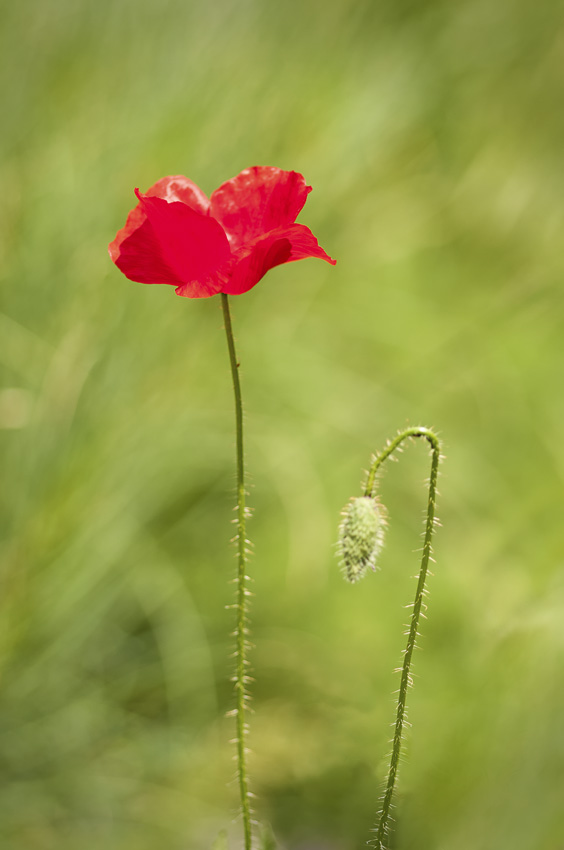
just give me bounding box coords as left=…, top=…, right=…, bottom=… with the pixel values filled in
left=1, top=0, right=563, bottom=848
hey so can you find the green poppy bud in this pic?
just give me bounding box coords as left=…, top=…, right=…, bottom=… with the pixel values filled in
left=338, top=496, right=386, bottom=583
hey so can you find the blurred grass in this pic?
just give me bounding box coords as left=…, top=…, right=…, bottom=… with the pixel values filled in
left=1, top=0, right=564, bottom=848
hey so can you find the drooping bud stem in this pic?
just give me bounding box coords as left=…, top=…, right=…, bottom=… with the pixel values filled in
left=339, top=427, right=442, bottom=850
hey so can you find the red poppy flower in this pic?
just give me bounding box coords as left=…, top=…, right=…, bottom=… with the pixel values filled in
left=109, top=166, right=336, bottom=298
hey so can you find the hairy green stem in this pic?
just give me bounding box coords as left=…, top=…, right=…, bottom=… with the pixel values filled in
left=365, top=427, right=441, bottom=849
left=221, top=293, right=252, bottom=850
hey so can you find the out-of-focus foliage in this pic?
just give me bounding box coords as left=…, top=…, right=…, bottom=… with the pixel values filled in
left=1, top=0, right=563, bottom=848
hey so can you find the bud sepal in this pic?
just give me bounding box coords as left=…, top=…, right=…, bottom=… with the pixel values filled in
left=337, top=495, right=387, bottom=583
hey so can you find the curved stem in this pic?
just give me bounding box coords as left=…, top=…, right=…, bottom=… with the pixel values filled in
left=221, top=293, right=252, bottom=850
left=366, top=427, right=441, bottom=849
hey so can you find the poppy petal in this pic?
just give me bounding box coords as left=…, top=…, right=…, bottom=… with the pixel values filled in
left=113, top=218, right=185, bottom=286
left=109, top=202, right=148, bottom=264
left=109, top=175, right=209, bottom=264
left=282, top=223, right=337, bottom=265
left=174, top=266, right=232, bottom=299
left=113, top=191, right=232, bottom=297
left=210, top=167, right=312, bottom=249
left=221, top=223, right=336, bottom=295
left=144, top=175, right=210, bottom=213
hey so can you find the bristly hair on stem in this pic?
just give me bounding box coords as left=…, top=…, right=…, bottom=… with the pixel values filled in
left=338, top=427, right=442, bottom=850
left=221, top=293, right=253, bottom=850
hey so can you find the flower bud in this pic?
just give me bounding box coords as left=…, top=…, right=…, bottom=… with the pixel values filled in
left=337, top=496, right=386, bottom=583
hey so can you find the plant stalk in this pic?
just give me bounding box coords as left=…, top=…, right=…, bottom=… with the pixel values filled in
left=221, top=293, right=252, bottom=850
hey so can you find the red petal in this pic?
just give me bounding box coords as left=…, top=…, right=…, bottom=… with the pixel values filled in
left=145, top=175, right=209, bottom=213
left=113, top=190, right=232, bottom=298
left=221, top=223, right=336, bottom=295
left=109, top=202, right=147, bottom=264
left=282, top=223, right=337, bottom=265
left=113, top=218, right=185, bottom=286
left=109, top=175, right=209, bottom=264
left=210, top=167, right=312, bottom=249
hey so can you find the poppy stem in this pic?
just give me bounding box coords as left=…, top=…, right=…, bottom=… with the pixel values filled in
left=364, top=427, right=441, bottom=849
left=220, top=293, right=253, bottom=850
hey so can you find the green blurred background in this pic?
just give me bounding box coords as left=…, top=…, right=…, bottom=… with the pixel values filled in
left=1, top=0, right=563, bottom=848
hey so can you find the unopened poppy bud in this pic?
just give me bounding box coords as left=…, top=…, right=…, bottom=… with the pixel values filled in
left=338, top=496, right=386, bottom=583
